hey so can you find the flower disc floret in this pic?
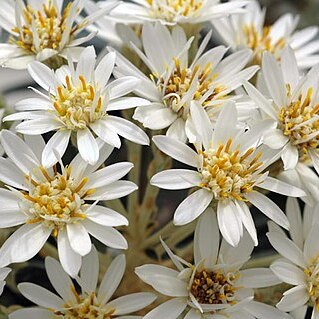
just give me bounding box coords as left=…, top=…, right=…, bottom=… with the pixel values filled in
left=56, top=290, right=115, bottom=319
left=278, top=88, right=319, bottom=162
left=25, top=166, right=94, bottom=236
left=199, top=139, right=263, bottom=200
left=157, top=58, right=220, bottom=119
left=191, top=269, right=238, bottom=305
left=52, top=75, right=105, bottom=130
left=304, top=255, right=319, bottom=310
left=10, top=1, right=75, bottom=54
left=148, top=0, right=204, bottom=22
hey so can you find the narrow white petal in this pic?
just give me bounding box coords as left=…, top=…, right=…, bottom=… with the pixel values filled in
left=77, top=128, right=99, bottom=165
left=80, top=246, right=99, bottom=293
left=67, top=223, right=91, bottom=256
left=270, top=260, right=307, bottom=285
left=277, top=286, right=309, bottom=312
left=86, top=205, right=128, bottom=227
left=239, top=268, right=282, bottom=288
left=144, top=299, right=187, bottom=319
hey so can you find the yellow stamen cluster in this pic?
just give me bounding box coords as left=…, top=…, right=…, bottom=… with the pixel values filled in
left=278, top=87, right=319, bottom=162
left=10, top=1, right=77, bottom=54
left=304, top=255, right=319, bottom=311
left=199, top=139, right=263, bottom=200
left=52, top=75, right=105, bottom=130
left=55, top=289, right=115, bottom=319
left=243, top=24, right=286, bottom=65
left=156, top=59, right=221, bottom=119
left=190, top=269, right=238, bottom=305
left=25, top=166, right=94, bottom=236
left=147, top=0, right=204, bottom=22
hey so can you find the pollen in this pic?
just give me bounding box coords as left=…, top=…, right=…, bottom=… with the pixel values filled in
left=199, top=139, right=263, bottom=200
left=55, top=290, right=115, bottom=319
left=243, top=24, right=286, bottom=65
left=9, top=1, right=78, bottom=55
left=278, top=87, right=319, bottom=162
left=147, top=0, right=204, bottom=22
left=24, top=166, right=93, bottom=235
left=52, top=75, right=106, bottom=130
left=190, top=269, right=238, bottom=305
left=304, top=255, right=319, bottom=310
left=156, top=59, right=222, bottom=119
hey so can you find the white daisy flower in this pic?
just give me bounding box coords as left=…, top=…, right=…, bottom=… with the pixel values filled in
left=150, top=101, right=306, bottom=246
left=0, top=130, right=135, bottom=276
left=0, top=0, right=118, bottom=69
left=212, top=0, right=319, bottom=69
left=136, top=210, right=289, bottom=319
left=244, top=47, right=319, bottom=175
left=0, top=267, right=11, bottom=296
left=9, top=248, right=156, bottom=319
left=112, top=23, right=259, bottom=142
left=267, top=200, right=319, bottom=319
left=109, top=0, right=249, bottom=26
left=4, top=46, right=150, bottom=166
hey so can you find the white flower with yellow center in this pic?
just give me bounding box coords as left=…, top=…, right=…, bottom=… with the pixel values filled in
left=112, top=23, right=259, bottom=142
left=0, top=267, right=11, bottom=296
left=150, top=101, right=306, bottom=246
left=4, top=46, right=150, bottom=166
left=108, top=0, right=248, bottom=26
left=267, top=199, right=319, bottom=319
left=244, top=47, right=319, bottom=176
left=0, top=0, right=118, bottom=69
left=212, top=0, right=319, bottom=69
left=136, top=211, right=289, bottom=319
left=9, top=248, right=156, bottom=319
left=0, top=130, right=136, bottom=276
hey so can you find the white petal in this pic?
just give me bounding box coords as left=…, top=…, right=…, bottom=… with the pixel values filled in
left=270, top=260, right=306, bottom=285
left=95, top=51, right=116, bottom=88
left=239, top=268, right=282, bottom=288
left=57, top=229, right=81, bottom=277
left=86, top=205, right=128, bottom=227
left=98, top=254, right=126, bottom=304
left=174, top=189, right=213, bottom=225
left=9, top=308, right=53, bottom=319
left=42, top=130, right=71, bottom=168
left=144, top=299, right=187, bottom=319
left=245, top=192, right=289, bottom=230
left=267, top=232, right=307, bottom=268
left=80, top=246, right=99, bottom=293
left=16, top=118, right=63, bottom=135
left=67, top=223, right=91, bottom=256
left=150, top=169, right=201, bottom=190
left=90, top=119, right=121, bottom=148
left=107, top=97, right=150, bottom=111
left=304, top=223, right=319, bottom=263
left=277, top=286, right=309, bottom=312
left=108, top=77, right=140, bottom=100
left=245, top=300, right=293, bottom=319
left=76, top=46, right=96, bottom=81
left=282, top=143, right=299, bottom=170
left=77, top=128, right=99, bottom=165
left=18, top=283, right=63, bottom=309
left=152, top=135, right=198, bottom=167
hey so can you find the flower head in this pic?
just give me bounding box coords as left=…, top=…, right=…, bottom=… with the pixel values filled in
left=244, top=47, right=319, bottom=175
left=0, top=130, right=136, bottom=276
left=113, top=23, right=258, bottom=142
left=267, top=199, right=319, bottom=319
left=150, top=101, right=306, bottom=246
left=212, top=0, right=319, bottom=69
left=136, top=211, right=287, bottom=319
left=4, top=46, right=150, bottom=166
left=10, top=248, right=156, bottom=319
left=109, top=0, right=248, bottom=26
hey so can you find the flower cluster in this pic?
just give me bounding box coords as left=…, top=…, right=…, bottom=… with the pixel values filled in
left=0, top=1, right=318, bottom=319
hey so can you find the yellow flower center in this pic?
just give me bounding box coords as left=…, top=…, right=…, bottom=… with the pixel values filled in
left=25, top=166, right=95, bottom=236
left=199, top=139, right=263, bottom=200
left=147, top=0, right=204, bottom=22
left=304, top=255, right=319, bottom=310
left=155, top=59, right=222, bottom=119
left=10, top=1, right=77, bottom=54
left=190, top=269, right=239, bottom=305
left=55, top=289, right=115, bottom=319
left=52, top=75, right=105, bottom=130
left=243, top=24, right=286, bottom=65
left=278, top=87, right=319, bottom=162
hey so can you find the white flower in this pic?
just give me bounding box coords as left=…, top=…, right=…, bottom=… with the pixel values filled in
left=112, top=23, right=259, bottom=142
left=212, top=0, right=319, bottom=69
left=150, top=101, right=306, bottom=246
left=244, top=47, right=319, bottom=174
left=136, top=210, right=289, bottom=319
left=0, top=130, right=135, bottom=276
left=0, top=0, right=118, bottom=69
left=109, top=0, right=248, bottom=26
left=9, top=248, right=156, bottom=319
left=4, top=46, right=150, bottom=166
left=267, top=199, right=319, bottom=319
left=0, top=267, right=11, bottom=296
